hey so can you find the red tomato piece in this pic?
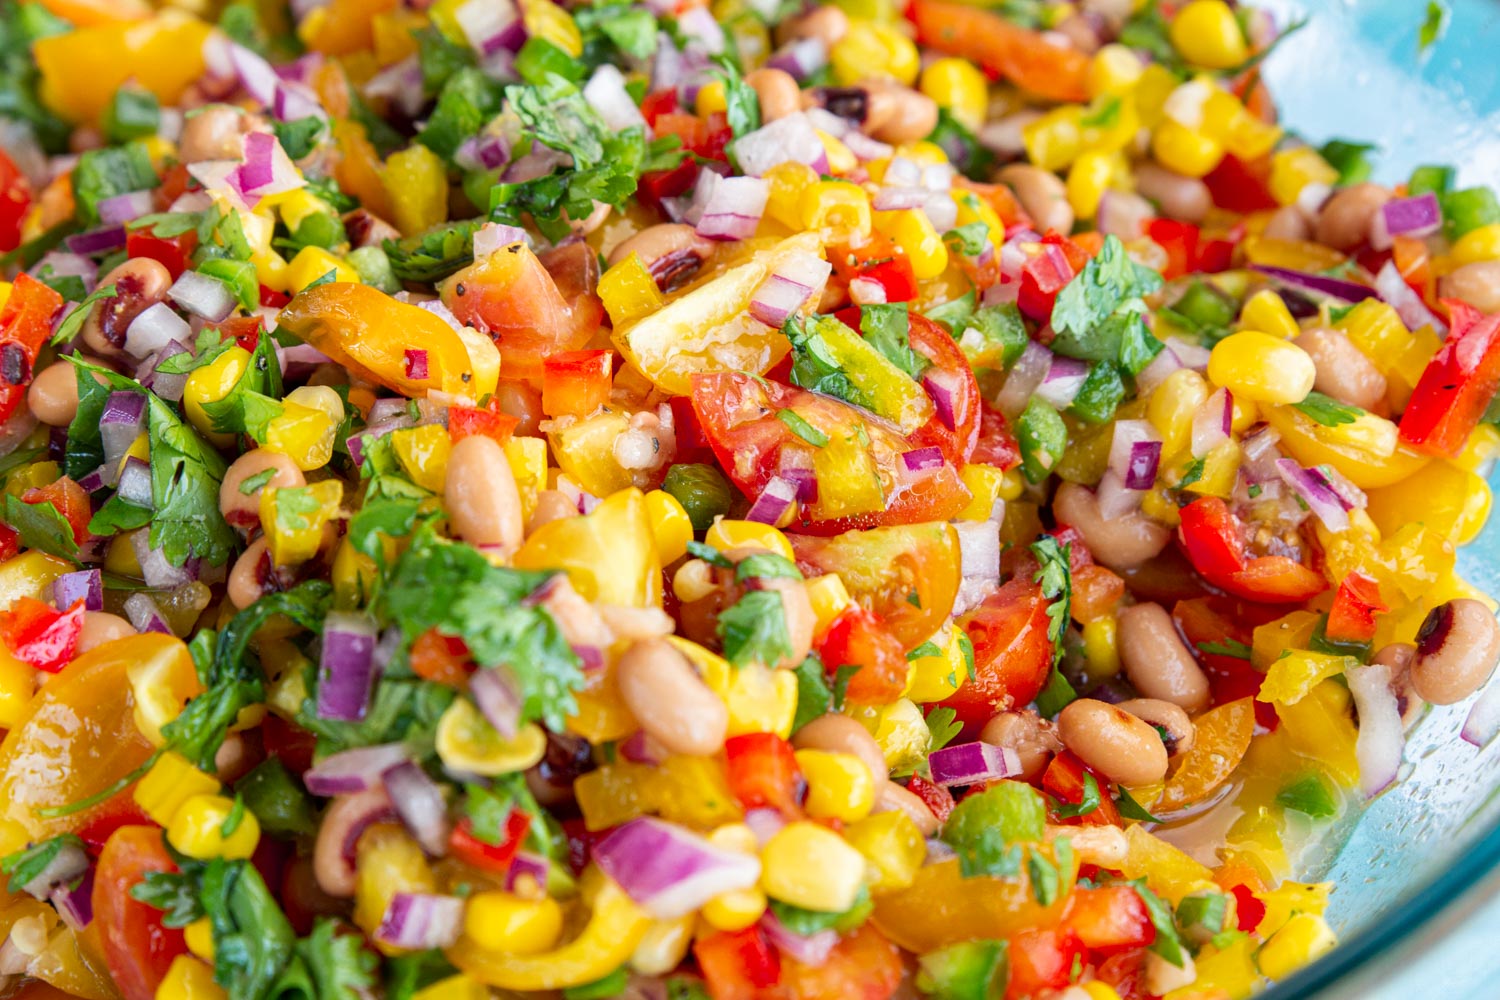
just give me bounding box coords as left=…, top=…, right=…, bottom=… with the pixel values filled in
left=907, top=313, right=982, bottom=465
left=971, top=401, right=1022, bottom=471
left=541, top=349, right=613, bottom=419
left=1018, top=242, right=1074, bottom=321
left=725, top=733, right=806, bottom=818
left=0, top=149, right=31, bottom=253
left=816, top=605, right=910, bottom=705
left=1400, top=300, right=1500, bottom=457
left=941, top=578, right=1055, bottom=730
left=781, top=923, right=904, bottom=1000
left=94, top=826, right=190, bottom=1000
left=23, top=477, right=91, bottom=546
left=1325, top=571, right=1387, bottom=645
left=125, top=228, right=197, bottom=280
left=905, top=772, right=955, bottom=824
left=0, top=274, right=64, bottom=424
left=0, top=524, right=16, bottom=563
left=1203, top=154, right=1279, bottom=214
left=448, top=811, right=530, bottom=874
left=1147, top=219, right=1200, bottom=282
left=1177, top=497, right=1247, bottom=579
left=261, top=714, right=318, bottom=775
left=449, top=397, right=520, bottom=445
left=1064, top=885, right=1157, bottom=953
left=1043, top=751, right=1122, bottom=827
left=695, top=926, right=782, bottom=1000
left=1, top=596, right=86, bottom=673
left=408, top=628, right=474, bottom=688
left=829, top=233, right=918, bottom=303
left=1006, top=926, right=1087, bottom=999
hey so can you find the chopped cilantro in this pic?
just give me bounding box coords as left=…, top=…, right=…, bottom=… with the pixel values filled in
left=71, top=143, right=158, bottom=226
left=734, top=552, right=803, bottom=583
left=768, top=885, right=872, bottom=932
left=1050, top=235, right=1164, bottom=362
left=4, top=494, right=80, bottom=562
left=1116, top=786, right=1164, bottom=823
left=860, top=303, right=929, bottom=380
left=685, top=539, right=734, bottom=569
left=1197, top=638, right=1253, bottom=660
left=1030, top=536, right=1072, bottom=662
left=717, top=589, right=793, bottom=669
left=239, top=469, right=276, bottom=496
left=790, top=653, right=833, bottom=732
left=942, top=221, right=989, bottom=257
left=1054, top=772, right=1102, bottom=819
left=925, top=705, right=962, bottom=753
left=776, top=408, right=829, bottom=447
left=384, top=219, right=485, bottom=284
left=1294, top=391, right=1363, bottom=427
left=1, top=834, right=84, bottom=892
left=831, top=663, right=861, bottom=711
left=906, top=640, right=943, bottom=661
left=1177, top=457, right=1207, bottom=489
left=1132, top=879, right=1188, bottom=967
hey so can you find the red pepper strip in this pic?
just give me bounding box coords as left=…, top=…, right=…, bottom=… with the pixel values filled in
left=1179, top=498, right=1326, bottom=603
left=0, top=274, right=65, bottom=425
left=1, top=596, right=87, bottom=673
left=1325, top=571, right=1388, bottom=645
left=1399, top=299, right=1500, bottom=457
left=448, top=811, right=530, bottom=874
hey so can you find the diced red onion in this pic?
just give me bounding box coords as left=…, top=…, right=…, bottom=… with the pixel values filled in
left=1164, top=336, right=1212, bottom=370
left=1374, top=261, right=1447, bottom=337
left=454, top=0, right=525, bottom=54
left=676, top=7, right=726, bottom=55
left=1094, top=469, right=1144, bottom=520
left=1109, top=419, right=1164, bottom=491
left=760, top=911, right=838, bottom=965
left=922, top=191, right=958, bottom=233
left=954, top=521, right=1000, bottom=581
left=52, top=569, right=103, bottom=612
left=733, top=113, right=828, bottom=178
left=998, top=229, right=1041, bottom=280
left=272, top=80, right=325, bottom=126
left=745, top=476, right=798, bottom=525
left=584, top=64, right=645, bottom=133
left=742, top=808, right=785, bottom=846
left=98, top=190, right=155, bottom=226
left=132, top=530, right=195, bottom=588
left=1370, top=192, right=1441, bottom=250
left=778, top=466, right=818, bottom=503
left=1252, top=265, right=1377, bottom=304
left=1240, top=426, right=1283, bottom=482
left=375, top=892, right=464, bottom=949
left=472, top=222, right=526, bottom=260
left=749, top=271, right=819, bottom=328
left=1133, top=345, right=1183, bottom=396
left=620, top=729, right=667, bottom=765
left=1190, top=387, right=1233, bottom=457
left=506, top=852, right=549, bottom=893
left=123, top=592, right=172, bottom=635
left=363, top=57, right=425, bottom=118
left=928, top=741, right=1021, bottom=787
left=766, top=38, right=827, bottom=81
left=592, top=817, right=762, bottom=919
left=695, top=175, right=769, bottom=242
left=901, top=446, right=945, bottom=472
left=168, top=270, right=238, bottom=323
left=227, top=41, right=279, bottom=106
left=1347, top=662, right=1405, bottom=798
left=1036, top=355, right=1088, bottom=409
left=382, top=761, right=452, bottom=856
left=17, top=839, right=88, bottom=900
left=404, top=349, right=430, bottom=381
left=226, top=131, right=305, bottom=204
left=34, top=252, right=97, bottom=294
left=848, top=276, right=886, bottom=305
left=995, top=339, right=1052, bottom=418
left=100, top=391, right=147, bottom=468
left=50, top=867, right=94, bottom=930
left=469, top=667, right=521, bottom=739
left=872, top=187, right=927, bottom=212
left=922, top=367, right=962, bottom=432
left=65, top=226, right=127, bottom=256
left=115, top=453, right=152, bottom=507
left=1461, top=681, right=1500, bottom=748
left=317, top=611, right=380, bottom=722
left=304, top=743, right=410, bottom=797
left=1275, top=458, right=1351, bottom=531
left=123, top=302, right=191, bottom=360
left=840, top=130, right=893, bottom=163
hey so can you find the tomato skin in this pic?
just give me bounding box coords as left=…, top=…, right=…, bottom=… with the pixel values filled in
left=970, top=401, right=1021, bottom=471
left=905, top=772, right=954, bottom=824
left=724, top=733, right=806, bottom=818
left=0, top=149, right=30, bottom=252
left=1063, top=886, right=1156, bottom=953
left=907, top=314, right=981, bottom=466
left=1043, top=751, right=1121, bottom=827
left=409, top=628, right=474, bottom=688
left=23, top=477, right=92, bottom=546
left=1178, top=498, right=1325, bottom=603
left=695, top=926, right=782, bottom=1000
left=449, top=396, right=519, bottom=445
left=941, top=578, right=1055, bottom=730
left=1172, top=597, right=1281, bottom=729
left=94, top=826, right=189, bottom=1000
left=1146, top=219, right=1199, bottom=281
left=1005, top=926, right=1087, bottom=1000
left=0, top=597, right=86, bottom=673
left=781, top=923, right=903, bottom=1000
left=0, top=274, right=65, bottom=424
left=125, top=228, right=197, bottom=280
left=1203, top=154, right=1279, bottom=214
left=448, top=812, right=529, bottom=873
left=261, top=714, right=318, bottom=775
left=829, top=234, right=917, bottom=303
left=541, top=349, right=613, bottom=419
left=815, top=605, right=910, bottom=705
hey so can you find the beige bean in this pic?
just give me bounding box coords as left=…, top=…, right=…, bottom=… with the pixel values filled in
left=213, top=731, right=260, bottom=784
left=606, top=223, right=718, bottom=291
left=1054, top=13, right=1101, bottom=53
left=1411, top=598, right=1500, bottom=705
left=219, top=449, right=305, bottom=530
left=793, top=713, right=887, bottom=783
left=864, top=80, right=939, bottom=145
left=76, top=612, right=134, bottom=654
left=445, top=435, right=525, bottom=554
left=979, top=710, right=1061, bottom=782
left=874, top=781, right=940, bottom=837
left=1372, top=641, right=1424, bottom=727
left=26, top=362, right=80, bottom=426
left=1057, top=698, right=1169, bottom=786
left=528, top=489, right=580, bottom=534
left=616, top=638, right=729, bottom=757
left=778, top=5, right=848, bottom=47
left=1118, top=602, right=1211, bottom=711
left=83, top=258, right=172, bottom=358
left=1261, top=204, right=1311, bottom=242
left=1314, top=182, right=1391, bottom=251
left=998, top=164, right=1074, bottom=235
left=746, top=68, right=802, bottom=122
left=313, top=788, right=395, bottom=897
left=1439, top=260, right=1500, bottom=314
left=1053, top=481, right=1171, bottom=570
left=1116, top=698, right=1195, bottom=756
left=1293, top=327, right=1387, bottom=412
left=227, top=537, right=270, bottom=611
left=178, top=104, right=249, bottom=163
left=493, top=380, right=543, bottom=437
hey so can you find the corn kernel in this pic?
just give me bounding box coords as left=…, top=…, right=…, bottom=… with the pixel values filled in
left=832, top=20, right=918, bottom=87
left=1090, top=44, right=1144, bottom=96
left=805, top=573, right=853, bottom=635
left=1148, top=369, right=1211, bottom=455
left=795, top=749, right=877, bottom=822
left=167, top=794, right=261, bottom=860
left=760, top=821, right=867, bottom=912
left=956, top=464, right=1006, bottom=521
left=464, top=891, right=564, bottom=955
left=391, top=424, right=452, bottom=493
left=895, top=141, right=950, bottom=166
left=1082, top=616, right=1121, bottom=682
left=1152, top=120, right=1224, bottom=178
left=127, top=638, right=203, bottom=747
left=799, top=180, right=872, bottom=239
left=134, top=752, right=221, bottom=827
left=919, top=57, right=988, bottom=132
left=843, top=811, right=925, bottom=892
left=284, top=245, right=360, bottom=293
left=703, top=885, right=769, bottom=931
left=1208, top=331, right=1317, bottom=405
left=1256, top=913, right=1336, bottom=981
left=1450, top=223, right=1500, bottom=266
left=720, top=662, right=798, bottom=739
left=1240, top=288, right=1299, bottom=339
left=1268, top=147, right=1340, bottom=207
left=184, top=346, right=251, bottom=444
left=599, top=253, right=665, bottom=326
left=705, top=519, right=795, bottom=561
left=521, top=0, right=583, bottom=57
left=874, top=208, right=947, bottom=279
left=644, top=489, right=692, bottom=564
left=156, top=955, right=227, bottom=1000
left=673, top=558, right=719, bottom=604
left=1170, top=0, right=1248, bottom=69
left=1023, top=107, right=1085, bottom=173
left=1067, top=150, right=1116, bottom=219
left=383, top=144, right=449, bottom=237
left=630, top=916, right=695, bottom=975
left=184, top=919, right=215, bottom=962
left=436, top=698, right=548, bottom=776
left=695, top=80, right=728, bottom=117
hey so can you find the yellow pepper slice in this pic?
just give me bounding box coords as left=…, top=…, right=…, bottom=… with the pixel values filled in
left=35, top=13, right=211, bottom=123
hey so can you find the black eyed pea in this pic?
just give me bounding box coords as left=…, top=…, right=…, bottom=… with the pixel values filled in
left=616, top=638, right=729, bottom=757
left=1411, top=598, right=1500, bottom=705
left=1439, top=260, right=1500, bottom=314
left=873, top=780, right=940, bottom=837
left=1314, top=182, right=1391, bottom=251
left=978, top=710, right=1062, bottom=782
left=83, top=258, right=173, bottom=358
left=528, top=489, right=580, bottom=534
left=1371, top=641, right=1425, bottom=727
left=1056, top=698, right=1170, bottom=787
left=862, top=80, right=940, bottom=146
left=493, top=380, right=544, bottom=437
left=792, top=712, right=888, bottom=784
left=997, top=164, right=1074, bottom=236
left=219, top=449, right=306, bottom=531
left=1052, top=481, right=1171, bottom=571
left=1293, top=327, right=1388, bottom=413
left=227, top=537, right=272, bottom=611
left=1117, top=602, right=1212, bottom=712
left=177, top=104, right=251, bottom=163
left=26, top=362, right=80, bottom=426
left=1132, top=165, right=1213, bottom=223
left=606, top=224, right=718, bottom=294
left=1261, top=204, right=1312, bottom=242
left=313, top=786, right=395, bottom=898
left=1116, top=698, right=1195, bottom=757
left=445, top=435, right=525, bottom=555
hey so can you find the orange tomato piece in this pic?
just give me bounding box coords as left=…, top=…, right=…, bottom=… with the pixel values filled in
left=1156, top=697, right=1256, bottom=813
left=911, top=0, right=1091, bottom=103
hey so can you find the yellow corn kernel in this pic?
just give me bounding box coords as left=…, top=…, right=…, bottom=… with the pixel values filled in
left=805, top=573, right=853, bottom=634
left=644, top=490, right=692, bottom=564
left=183, top=345, right=250, bottom=444
left=843, top=811, right=925, bottom=892
left=795, top=749, right=877, bottom=822
left=760, top=821, right=867, bottom=912
left=1148, top=369, right=1210, bottom=455
left=1170, top=0, right=1248, bottom=69
left=1208, top=331, right=1317, bottom=405
left=0, top=650, right=35, bottom=730
left=1089, top=44, right=1144, bottom=96
left=874, top=208, right=948, bottom=280
left=1023, top=106, right=1085, bottom=173
left=763, top=162, right=819, bottom=231
left=253, top=248, right=290, bottom=293
left=1133, top=63, right=1180, bottom=128
left=673, top=558, right=718, bottom=604
left=956, top=463, right=1005, bottom=521
left=134, top=751, right=221, bottom=827
left=1082, top=616, right=1120, bottom=682
left=904, top=626, right=966, bottom=703
left=167, top=794, right=261, bottom=860
left=919, top=57, right=987, bottom=132
left=695, top=80, right=728, bottom=117
left=521, top=0, right=583, bottom=57
left=391, top=424, right=452, bottom=493
left=263, top=400, right=337, bottom=471
left=996, top=467, right=1025, bottom=501
left=1450, top=223, right=1500, bottom=267
left=816, top=130, right=858, bottom=176
left=413, top=976, right=489, bottom=1000
left=832, top=20, right=918, bottom=87
left=895, top=141, right=950, bottom=166
left=702, top=885, right=769, bottom=931
left=1067, top=150, right=1116, bottom=220
left=156, top=955, right=227, bottom=1000
left=284, top=245, right=360, bottom=293
left=436, top=698, right=548, bottom=776
left=1269, top=147, right=1340, bottom=207
left=705, top=519, right=795, bottom=561
left=383, top=144, right=450, bottom=237
left=1240, top=288, right=1299, bottom=339
left=0, top=282, right=11, bottom=311
left=1152, top=119, right=1224, bottom=178
left=259, top=481, right=343, bottom=567
left=630, top=916, right=695, bottom=976
left=184, top=919, right=215, bottom=962
left=1256, top=913, right=1336, bottom=981
left=799, top=180, right=872, bottom=239
left=464, top=891, right=565, bottom=955
left=599, top=253, right=665, bottom=327
left=721, top=662, right=798, bottom=739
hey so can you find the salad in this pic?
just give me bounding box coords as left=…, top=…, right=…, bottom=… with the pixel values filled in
left=0, top=0, right=1499, bottom=997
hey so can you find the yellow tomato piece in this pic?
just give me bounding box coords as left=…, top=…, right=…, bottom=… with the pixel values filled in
left=514, top=488, right=662, bottom=608
left=1263, top=405, right=1429, bottom=489
left=35, top=14, right=211, bottom=123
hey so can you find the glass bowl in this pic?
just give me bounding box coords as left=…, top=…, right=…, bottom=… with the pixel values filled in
left=1250, top=2, right=1500, bottom=995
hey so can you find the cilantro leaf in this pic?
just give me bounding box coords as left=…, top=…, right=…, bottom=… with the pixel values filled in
left=1177, top=456, right=1207, bottom=489
left=1030, top=536, right=1072, bottom=663
left=860, top=303, right=929, bottom=380
left=71, top=143, right=157, bottom=226
left=293, top=918, right=379, bottom=1000
left=831, top=663, right=860, bottom=712
left=717, top=589, right=793, bottom=669
left=1116, top=786, right=1164, bottom=823
left=131, top=869, right=206, bottom=928
left=942, top=221, right=989, bottom=257
left=906, top=640, right=942, bottom=661
left=4, top=494, right=79, bottom=562
left=1197, top=638, right=1252, bottom=660
left=1294, top=391, right=1363, bottom=427
left=734, top=552, right=802, bottom=584
left=715, top=59, right=761, bottom=139
left=1, top=834, right=84, bottom=892
left=383, top=219, right=485, bottom=284
left=790, top=654, right=832, bottom=733
left=419, top=68, right=503, bottom=161
left=925, top=705, right=963, bottom=753
left=768, top=886, right=872, bottom=933
left=1054, top=772, right=1102, bottom=819
left=685, top=539, right=734, bottom=569
left=1131, top=879, right=1188, bottom=967
left=49, top=282, right=117, bottom=347
left=201, top=858, right=297, bottom=1000
left=1034, top=668, right=1078, bottom=719
left=1050, top=236, right=1163, bottom=361
left=776, top=408, right=829, bottom=447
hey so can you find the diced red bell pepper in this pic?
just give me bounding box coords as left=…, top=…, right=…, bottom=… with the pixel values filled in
left=1230, top=883, right=1267, bottom=932
left=1064, top=885, right=1157, bottom=953
left=1177, top=496, right=1247, bottom=579
left=448, top=811, right=530, bottom=874
left=1147, top=219, right=1199, bottom=281
left=829, top=233, right=919, bottom=304
left=0, top=274, right=65, bottom=424
left=1203, top=153, right=1279, bottom=214
left=1, top=596, right=87, bottom=673
left=905, top=772, right=955, bottom=825
left=23, top=477, right=92, bottom=546
left=725, top=732, right=806, bottom=818
left=1018, top=242, right=1074, bottom=321
left=449, top=397, right=520, bottom=446
left=1005, top=926, right=1087, bottom=1000
left=0, top=149, right=31, bottom=253
left=125, top=227, right=197, bottom=280
left=639, top=89, right=678, bottom=127
left=636, top=158, right=701, bottom=215
left=261, top=714, right=318, bottom=774
left=541, top=349, right=613, bottom=419
left=815, top=605, right=910, bottom=705
left=1399, top=300, right=1500, bottom=457
left=667, top=395, right=715, bottom=464
left=1043, top=751, right=1121, bottom=827
left=259, top=285, right=291, bottom=309
left=408, top=628, right=474, bottom=687
left=214, top=315, right=263, bottom=353
left=1325, top=571, right=1387, bottom=645
left=0, top=524, right=17, bottom=563
left=695, top=926, right=782, bottom=1000
left=1172, top=596, right=1281, bottom=728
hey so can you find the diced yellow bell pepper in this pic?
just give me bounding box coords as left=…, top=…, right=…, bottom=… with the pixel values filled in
left=391, top=424, right=453, bottom=493
left=156, top=955, right=228, bottom=1000
left=284, top=246, right=360, bottom=293
left=134, top=751, right=221, bottom=827
left=844, top=811, right=925, bottom=892
left=1268, top=147, right=1339, bottom=207
left=599, top=253, right=665, bottom=327
left=383, top=144, right=449, bottom=237
left=259, top=481, right=343, bottom=567
left=0, top=551, right=73, bottom=610
left=760, top=821, right=867, bottom=912
left=795, top=749, right=877, bottom=822
left=125, top=634, right=204, bottom=746
left=546, top=410, right=635, bottom=499
left=35, top=14, right=211, bottom=123
left=515, top=488, right=662, bottom=608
